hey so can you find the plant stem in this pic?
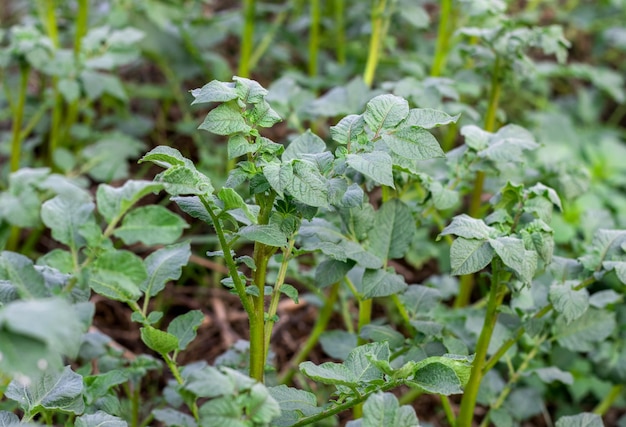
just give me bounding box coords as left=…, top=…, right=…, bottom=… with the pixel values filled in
left=264, top=238, right=296, bottom=361
left=593, top=383, right=624, bottom=415
left=455, top=56, right=503, bottom=308
left=279, top=282, right=341, bottom=385
left=441, top=394, right=456, bottom=426
left=398, top=387, right=422, bottom=405
left=430, top=0, right=453, bottom=77
left=308, top=0, right=321, bottom=78
left=457, top=259, right=506, bottom=427
left=363, top=0, right=388, bottom=87
left=334, top=0, right=346, bottom=64
left=10, top=62, right=29, bottom=172
left=238, top=0, right=255, bottom=78
left=357, top=298, right=372, bottom=346
left=249, top=8, right=289, bottom=70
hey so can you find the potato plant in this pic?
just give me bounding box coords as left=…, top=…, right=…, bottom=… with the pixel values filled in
left=1, top=1, right=626, bottom=427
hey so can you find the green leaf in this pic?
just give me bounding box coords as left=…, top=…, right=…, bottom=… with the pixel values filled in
left=602, top=261, right=626, bottom=285
left=478, top=124, right=539, bottom=164
left=172, top=196, right=212, bottom=223
left=0, top=298, right=83, bottom=363
left=441, top=214, right=496, bottom=240
left=319, top=330, right=357, bottom=360
left=153, top=408, right=197, bottom=427
left=346, top=152, right=395, bottom=188
left=529, top=367, right=574, bottom=385
left=76, top=411, right=128, bottom=427
left=199, top=102, right=251, bottom=136
left=399, top=285, right=442, bottom=317
left=315, top=259, right=355, bottom=288
left=363, top=94, right=409, bottom=134
left=89, top=250, right=146, bottom=302
left=249, top=100, right=282, bottom=127
left=360, top=325, right=405, bottom=348
left=141, top=242, right=191, bottom=298
left=6, top=366, right=84, bottom=415
left=553, top=308, right=616, bottom=352
left=247, top=383, right=281, bottom=424
left=0, top=331, right=53, bottom=380
left=450, top=238, right=494, bottom=275
left=549, top=281, right=589, bottom=323
left=227, top=134, right=258, bottom=159
left=96, top=180, right=163, bottom=224
left=84, top=370, right=129, bottom=403
left=113, top=205, right=188, bottom=246
left=330, top=114, right=365, bottom=145
left=282, top=130, right=326, bottom=162
left=580, top=229, right=626, bottom=271
left=41, top=193, right=95, bottom=248
left=191, top=80, right=237, bottom=104
left=0, top=251, right=47, bottom=299
left=140, top=326, right=179, bottom=355
left=555, top=413, right=603, bottom=427
left=168, top=310, right=204, bottom=351
left=233, top=76, right=268, bottom=103
left=198, top=397, right=246, bottom=427
left=360, top=269, right=407, bottom=299
left=284, top=160, right=329, bottom=208
left=185, top=366, right=234, bottom=398
left=156, top=165, right=214, bottom=197
left=403, top=108, right=460, bottom=129
left=238, top=223, right=288, bottom=247
left=355, top=392, right=419, bottom=427
left=489, top=237, right=538, bottom=283
left=382, top=126, right=444, bottom=161
left=218, top=189, right=255, bottom=225
left=0, top=412, right=19, bottom=426
left=368, top=199, right=416, bottom=261
left=139, top=146, right=187, bottom=169
left=268, top=385, right=321, bottom=427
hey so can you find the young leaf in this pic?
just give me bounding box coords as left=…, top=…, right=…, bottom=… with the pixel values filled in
left=330, top=114, right=365, bottom=146
left=89, top=250, right=147, bottom=302
left=139, top=146, right=187, bottom=168
left=249, top=100, right=282, bottom=127
left=96, top=180, right=164, bottom=224
left=285, top=160, right=329, bottom=208
left=140, top=326, right=179, bottom=355
left=441, top=214, right=496, bottom=240
left=368, top=199, right=416, bottom=261
left=399, top=285, right=442, bottom=317
left=247, top=382, right=282, bottom=424
left=198, top=397, right=245, bottom=427
left=346, top=392, right=419, bottom=427
left=403, top=108, right=460, bottom=129
left=346, top=152, right=395, bottom=188
left=153, top=408, right=197, bottom=427
left=282, top=130, right=326, bottom=162
left=409, top=356, right=472, bottom=395
left=450, top=238, right=494, bottom=275
left=315, top=259, right=355, bottom=288
left=528, top=367, right=574, bottom=385
left=76, top=411, right=128, bottom=427
left=549, top=281, right=589, bottom=323
left=113, top=205, right=188, bottom=245
left=6, top=366, right=84, bottom=415
left=360, top=269, right=407, bottom=299
left=233, top=76, right=268, bottom=103
left=382, top=126, right=444, bottom=160
left=268, top=385, right=321, bottom=427
left=218, top=188, right=256, bottom=224
left=191, top=80, right=237, bottom=104
left=41, top=193, right=95, bottom=248
left=489, top=237, right=538, bottom=283
left=0, top=331, right=50, bottom=380
left=364, top=94, right=409, bottom=134
left=199, top=102, right=251, bottom=136
left=167, top=310, right=205, bottom=351
left=319, top=330, right=358, bottom=360
left=141, top=242, right=191, bottom=298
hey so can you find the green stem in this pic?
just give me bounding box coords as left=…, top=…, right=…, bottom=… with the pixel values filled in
left=249, top=8, right=289, bottom=70
left=357, top=298, right=372, bottom=346
left=334, top=0, right=346, bottom=64
left=593, top=383, right=624, bottom=415
left=363, top=0, right=388, bottom=87
left=292, top=381, right=399, bottom=427
left=457, top=259, right=506, bottom=427
left=308, top=0, right=321, bottom=78
left=10, top=62, right=29, bottom=172
left=441, top=394, right=456, bottom=426
left=238, top=0, right=256, bottom=78
left=264, top=238, right=296, bottom=361
left=279, top=282, right=341, bottom=385
left=398, top=387, right=422, bottom=405
left=430, top=0, right=453, bottom=76
left=163, top=354, right=184, bottom=384
left=130, top=380, right=140, bottom=427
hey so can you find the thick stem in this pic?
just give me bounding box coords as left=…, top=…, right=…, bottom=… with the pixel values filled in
left=357, top=298, right=373, bottom=346
left=334, top=0, right=346, bottom=64
left=430, top=0, right=453, bottom=77
left=10, top=63, right=29, bottom=172
left=308, top=0, right=321, bottom=78
left=363, top=0, right=388, bottom=87
left=279, top=282, right=341, bottom=385
left=238, top=0, right=256, bottom=78
left=593, top=384, right=624, bottom=416
left=457, top=259, right=506, bottom=427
